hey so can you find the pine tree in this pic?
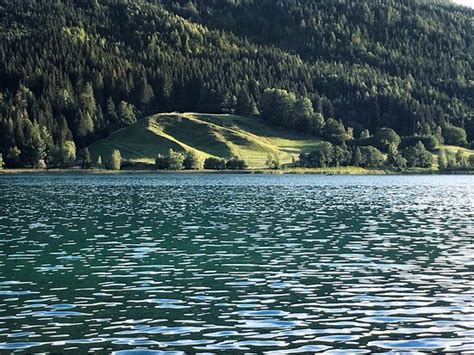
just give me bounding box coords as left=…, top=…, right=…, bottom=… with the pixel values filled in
left=235, top=88, right=257, bottom=116
left=81, top=148, right=92, bottom=169
left=96, top=155, right=103, bottom=169
left=352, top=147, right=362, bottom=166
left=106, top=97, right=117, bottom=125
left=107, top=149, right=122, bottom=170
left=118, top=101, right=137, bottom=125
left=134, top=77, right=154, bottom=112
left=76, top=110, right=94, bottom=138
left=437, top=149, right=447, bottom=170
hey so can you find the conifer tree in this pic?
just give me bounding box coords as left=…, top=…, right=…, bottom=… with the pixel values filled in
left=107, top=149, right=122, bottom=170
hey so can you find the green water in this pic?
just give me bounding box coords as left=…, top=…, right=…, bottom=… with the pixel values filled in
left=0, top=174, right=473, bottom=353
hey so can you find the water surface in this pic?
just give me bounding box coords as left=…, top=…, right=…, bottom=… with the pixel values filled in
left=0, top=174, right=473, bottom=353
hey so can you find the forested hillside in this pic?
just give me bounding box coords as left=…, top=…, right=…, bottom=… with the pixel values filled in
left=0, top=0, right=472, bottom=168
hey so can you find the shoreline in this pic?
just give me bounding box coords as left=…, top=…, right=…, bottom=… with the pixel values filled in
left=0, top=168, right=472, bottom=175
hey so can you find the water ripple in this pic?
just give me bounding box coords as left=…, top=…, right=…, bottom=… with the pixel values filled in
left=0, top=173, right=473, bottom=353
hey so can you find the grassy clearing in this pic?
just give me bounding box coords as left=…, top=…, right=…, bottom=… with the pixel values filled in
left=439, top=145, right=474, bottom=156
left=88, top=112, right=324, bottom=168
left=86, top=113, right=473, bottom=171
left=429, top=145, right=474, bottom=170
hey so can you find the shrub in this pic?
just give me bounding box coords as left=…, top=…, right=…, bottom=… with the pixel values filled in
left=359, top=145, right=385, bottom=169
left=183, top=151, right=203, bottom=170
left=50, top=141, right=76, bottom=168
left=322, top=118, right=352, bottom=145
left=107, top=149, right=122, bottom=170
left=373, top=128, right=401, bottom=152
left=6, top=146, right=22, bottom=168
left=155, top=155, right=169, bottom=170
left=437, top=149, right=448, bottom=170
left=443, top=125, right=467, bottom=146
left=266, top=154, right=281, bottom=169
left=455, top=149, right=469, bottom=168
left=300, top=142, right=332, bottom=168
left=80, top=148, right=92, bottom=169
left=226, top=157, right=247, bottom=170
left=95, top=155, right=103, bottom=169
left=204, top=157, right=226, bottom=170
left=401, top=142, right=433, bottom=168
left=351, top=146, right=362, bottom=166
left=156, top=149, right=185, bottom=170
left=167, top=149, right=185, bottom=170
left=387, top=144, right=407, bottom=171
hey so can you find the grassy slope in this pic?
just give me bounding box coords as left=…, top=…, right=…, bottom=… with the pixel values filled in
left=88, top=113, right=325, bottom=169
left=87, top=113, right=473, bottom=171
left=428, top=145, right=474, bottom=170
left=439, top=145, right=474, bottom=156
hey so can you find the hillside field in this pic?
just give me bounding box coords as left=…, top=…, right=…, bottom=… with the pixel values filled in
left=87, top=113, right=325, bottom=169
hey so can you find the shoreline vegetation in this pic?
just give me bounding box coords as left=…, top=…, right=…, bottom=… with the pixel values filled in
left=1, top=167, right=472, bottom=175
left=2, top=112, right=473, bottom=176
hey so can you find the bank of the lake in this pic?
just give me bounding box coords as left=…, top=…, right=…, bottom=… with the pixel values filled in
left=1, top=167, right=473, bottom=175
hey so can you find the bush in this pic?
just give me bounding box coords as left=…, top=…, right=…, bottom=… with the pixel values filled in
left=80, top=148, right=92, bottom=169
left=386, top=144, right=407, bottom=171
left=332, top=145, right=351, bottom=166
left=49, top=141, right=76, bottom=168
left=204, top=157, right=226, bottom=170
left=373, top=128, right=401, bottom=152
left=359, top=145, right=385, bottom=169
left=5, top=146, right=22, bottom=168
left=443, top=125, right=467, bottom=146
left=401, top=142, right=433, bottom=168
left=155, top=149, right=185, bottom=170
left=351, top=146, right=362, bottom=166
left=266, top=154, right=281, bottom=169
left=95, top=155, right=103, bottom=169
left=226, top=157, right=247, bottom=170
left=107, top=149, right=122, bottom=170
left=437, top=149, right=448, bottom=170
left=455, top=149, right=469, bottom=168
left=155, top=154, right=169, bottom=170
left=322, top=118, right=352, bottom=145
left=167, top=149, right=185, bottom=170
left=400, top=135, right=438, bottom=151
left=183, top=151, right=203, bottom=170
left=300, top=142, right=333, bottom=168
left=389, top=154, right=407, bottom=171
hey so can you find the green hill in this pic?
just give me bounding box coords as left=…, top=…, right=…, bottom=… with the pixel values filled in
left=87, top=113, right=325, bottom=168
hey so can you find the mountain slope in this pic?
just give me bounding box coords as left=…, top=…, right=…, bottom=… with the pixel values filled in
left=0, top=0, right=472, bottom=168
left=87, top=113, right=324, bottom=168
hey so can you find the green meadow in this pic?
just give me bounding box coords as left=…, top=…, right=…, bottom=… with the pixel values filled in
left=88, top=113, right=325, bottom=169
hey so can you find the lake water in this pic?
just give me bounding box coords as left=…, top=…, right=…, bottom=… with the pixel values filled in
left=0, top=173, right=473, bottom=353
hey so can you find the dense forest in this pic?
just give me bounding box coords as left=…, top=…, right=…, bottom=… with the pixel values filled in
left=0, top=0, right=472, bottom=168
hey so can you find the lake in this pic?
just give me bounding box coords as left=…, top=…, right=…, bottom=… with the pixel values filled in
left=0, top=173, right=473, bottom=353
